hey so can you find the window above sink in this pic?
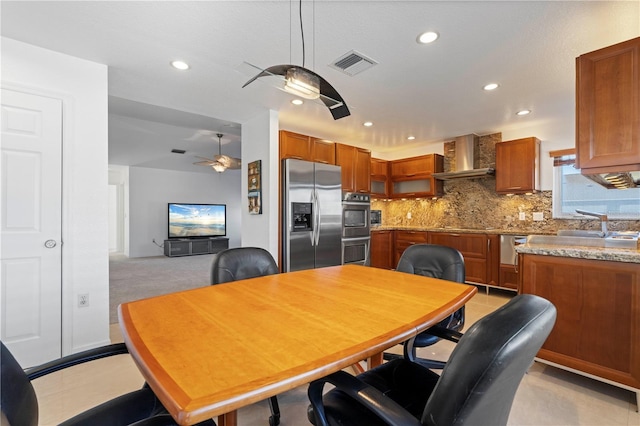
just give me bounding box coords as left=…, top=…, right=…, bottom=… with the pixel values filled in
left=551, top=151, right=640, bottom=220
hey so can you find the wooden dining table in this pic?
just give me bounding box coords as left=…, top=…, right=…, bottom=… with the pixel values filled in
left=118, top=264, right=477, bottom=426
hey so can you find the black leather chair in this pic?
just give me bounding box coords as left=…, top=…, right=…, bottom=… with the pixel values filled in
left=210, top=246, right=281, bottom=426
left=384, top=243, right=466, bottom=368
left=0, top=340, right=216, bottom=426
left=307, top=294, right=557, bottom=426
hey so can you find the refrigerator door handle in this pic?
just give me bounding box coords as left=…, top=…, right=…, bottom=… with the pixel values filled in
left=314, top=189, right=321, bottom=246
left=309, top=189, right=316, bottom=246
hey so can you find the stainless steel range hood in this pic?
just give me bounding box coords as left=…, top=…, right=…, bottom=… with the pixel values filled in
left=432, top=134, right=495, bottom=180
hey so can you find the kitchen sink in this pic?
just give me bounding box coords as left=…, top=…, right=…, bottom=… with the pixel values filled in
left=526, top=231, right=639, bottom=250
left=557, top=229, right=605, bottom=238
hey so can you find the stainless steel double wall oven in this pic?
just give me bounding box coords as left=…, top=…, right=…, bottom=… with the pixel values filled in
left=341, top=192, right=371, bottom=266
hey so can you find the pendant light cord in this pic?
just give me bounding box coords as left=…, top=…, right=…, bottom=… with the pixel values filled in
left=298, top=0, right=306, bottom=67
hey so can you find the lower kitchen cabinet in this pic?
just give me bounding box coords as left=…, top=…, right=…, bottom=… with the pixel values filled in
left=370, top=230, right=394, bottom=269
left=499, top=264, right=519, bottom=290
left=428, top=232, right=499, bottom=286
left=393, top=230, right=428, bottom=266
left=519, top=254, right=640, bottom=393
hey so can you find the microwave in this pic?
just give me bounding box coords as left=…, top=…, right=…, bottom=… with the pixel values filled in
left=370, top=210, right=382, bottom=226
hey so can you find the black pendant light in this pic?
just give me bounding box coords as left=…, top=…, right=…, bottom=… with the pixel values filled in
left=242, top=0, right=350, bottom=120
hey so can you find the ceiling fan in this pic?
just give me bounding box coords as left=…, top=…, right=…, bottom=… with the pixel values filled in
left=193, top=133, right=241, bottom=173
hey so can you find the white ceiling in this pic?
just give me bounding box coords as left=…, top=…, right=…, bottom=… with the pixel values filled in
left=2, top=1, right=639, bottom=173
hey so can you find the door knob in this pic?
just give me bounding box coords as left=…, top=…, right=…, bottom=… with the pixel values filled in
left=44, top=239, right=57, bottom=248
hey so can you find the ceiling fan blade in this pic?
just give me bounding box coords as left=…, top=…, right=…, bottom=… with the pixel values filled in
left=193, top=160, right=215, bottom=166
left=226, top=158, right=242, bottom=169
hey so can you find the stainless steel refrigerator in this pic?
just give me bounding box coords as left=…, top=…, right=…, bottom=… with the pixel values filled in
left=282, top=159, right=342, bottom=272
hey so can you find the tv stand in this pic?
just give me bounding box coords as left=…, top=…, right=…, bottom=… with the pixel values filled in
left=164, top=238, right=229, bottom=257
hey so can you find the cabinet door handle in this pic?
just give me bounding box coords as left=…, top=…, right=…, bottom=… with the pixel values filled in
left=289, top=156, right=304, bottom=160
left=317, top=160, right=329, bottom=164
left=507, top=186, right=522, bottom=189
left=406, top=173, right=416, bottom=177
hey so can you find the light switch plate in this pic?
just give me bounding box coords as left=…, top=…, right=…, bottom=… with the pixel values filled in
left=533, top=212, right=544, bottom=221
left=519, top=212, right=526, bottom=221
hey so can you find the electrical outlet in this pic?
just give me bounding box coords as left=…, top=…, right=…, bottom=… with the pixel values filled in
left=78, top=294, right=90, bottom=308
left=519, top=212, right=526, bottom=221
left=533, top=212, right=544, bottom=221
left=406, top=212, right=412, bottom=219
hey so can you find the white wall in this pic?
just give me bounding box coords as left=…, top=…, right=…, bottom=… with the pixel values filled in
left=2, top=37, right=110, bottom=354
left=240, top=110, right=280, bottom=262
left=128, top=167, right=242, bottom=257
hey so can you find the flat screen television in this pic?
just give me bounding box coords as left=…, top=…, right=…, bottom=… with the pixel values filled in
left=168, top=203, right=226, bottom=239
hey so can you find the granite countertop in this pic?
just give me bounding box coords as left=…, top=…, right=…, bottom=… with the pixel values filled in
left=370, top=226, right=640, bottom=263
left=370, top=226, right=552, bottom=236
left=516, top=243, right=640, bottom=264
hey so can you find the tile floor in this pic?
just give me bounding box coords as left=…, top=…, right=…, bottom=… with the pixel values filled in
left=33, top=288, right=639, bottom=425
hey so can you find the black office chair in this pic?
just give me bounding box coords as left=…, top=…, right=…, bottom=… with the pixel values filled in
left=210, top=247, right=281, bottom=426
left=0, top=341, right=216, bottom=426
left=307, top=294, right=557, bottom=426
left=384, top=243, right=466, bottom=369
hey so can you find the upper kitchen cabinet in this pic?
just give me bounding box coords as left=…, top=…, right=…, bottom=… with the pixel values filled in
left=389, top=154, right=443, bottom=198
left=576, top=37, right=640, bottom=174
left=280, top=130, right=311, bottom=160
left=336, top=143, right=371, bottom=193
left=279, top=130, right=336, bottom=164
left=310, top=138, right=336, bottom=164
left=370, top=158, right=389, bottom=198
left=495, top=137, right=540, bottom=194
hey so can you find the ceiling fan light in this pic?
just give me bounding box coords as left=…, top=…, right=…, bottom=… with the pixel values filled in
left=212, top=162, right=227, bottom=173
left=284, top=68, right=320, bottom=99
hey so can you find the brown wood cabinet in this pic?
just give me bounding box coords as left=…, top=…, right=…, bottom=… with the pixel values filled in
left=370, top=158, right=389, bottom=198
left=370, top=230, right=394, bottom=269
left=428, top=232, right=499, bottom=285
left=576, top=37, right=640, bottom=174
left=279, top=130, right=336, bottom=164
left=519, top=254, right=640, bottom=391
left=389, top=154, right=443, bottom=198
left=499, top=264, right=519, bottom=290
left=393, top=230, right=428, bottom=266
left=279, top=130, right=311, bottom=161
left=310, top=138, right=336, bottom=164
left=495, top=137, right=540, bottom=194
left=336, top=143, right=371, bottom=193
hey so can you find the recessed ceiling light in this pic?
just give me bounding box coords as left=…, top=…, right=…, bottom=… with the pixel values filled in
left=170, top=60, right=190, bottom=70
left=407, top=136, right=416, bottom=140
left=363, top=121, right=373, bottom=127
left=483, top=83, right=499, bottom=91
left=417, top=31, right=439, bottom=44
left=291, top=99, right=304, bottom=105
left=516, top=109, right=531, bottom=116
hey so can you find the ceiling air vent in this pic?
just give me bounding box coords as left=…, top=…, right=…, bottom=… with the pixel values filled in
left=330, top=50, right=378, bottom=76
left=171, top=149, right=186, bottom=154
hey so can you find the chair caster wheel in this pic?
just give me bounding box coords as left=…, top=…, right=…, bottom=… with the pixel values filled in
left=269, top=414, right=280, bottom=426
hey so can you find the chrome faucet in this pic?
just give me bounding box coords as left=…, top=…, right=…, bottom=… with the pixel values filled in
left=575, top=209, right=608, bottom=237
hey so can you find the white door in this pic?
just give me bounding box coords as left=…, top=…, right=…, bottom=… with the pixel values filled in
left=1, top=88, right=62, bottom=367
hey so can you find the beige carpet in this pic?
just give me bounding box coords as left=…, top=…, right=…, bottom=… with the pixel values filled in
left=109, top=253, right=216, bottom=323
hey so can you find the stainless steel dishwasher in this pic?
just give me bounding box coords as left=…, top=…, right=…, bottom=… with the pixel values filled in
left=499, top=235, right=527, bottom=266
